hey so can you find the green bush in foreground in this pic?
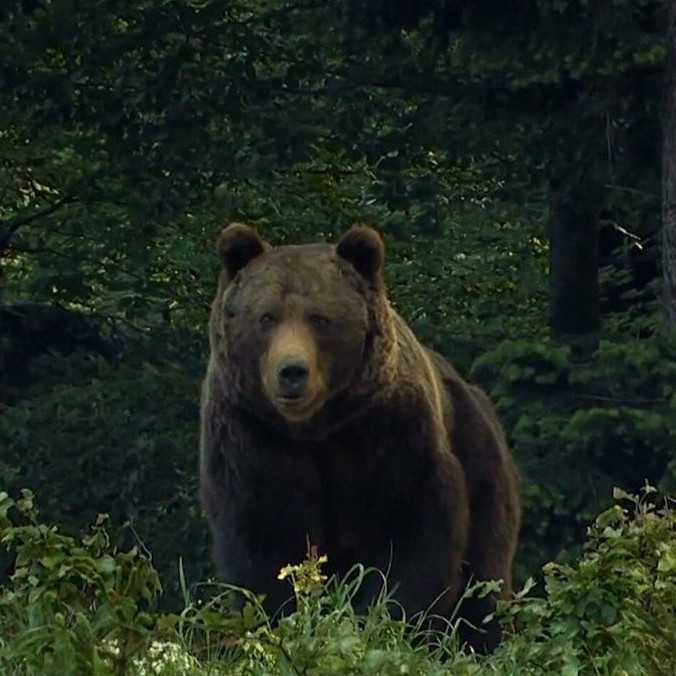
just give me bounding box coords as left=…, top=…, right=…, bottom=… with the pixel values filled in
left=497, top=484, right=676, bottom=676
left=0, top=485, right=674, bottom=675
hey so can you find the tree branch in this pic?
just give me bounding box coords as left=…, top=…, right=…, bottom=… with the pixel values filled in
left=0, top=195, right=78, bottom=252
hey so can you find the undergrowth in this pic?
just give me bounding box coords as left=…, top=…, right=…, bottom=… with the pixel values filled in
left=0, top=485, right=674, bottom=675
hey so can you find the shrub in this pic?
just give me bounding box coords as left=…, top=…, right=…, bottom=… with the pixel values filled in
left=0, top=331, right=209, bottom=607
left=497, top=485, right=676, bottom=675
left=0, top=490, right=161, bottom=674
left=472, top=337, right=676, bottom=577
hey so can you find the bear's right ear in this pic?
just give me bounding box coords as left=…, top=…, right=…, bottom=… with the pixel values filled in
left=217, top=222, right=268, bottom=281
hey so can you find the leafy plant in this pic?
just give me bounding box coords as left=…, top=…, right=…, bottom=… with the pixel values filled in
left=498, top=484, right=676, bottom=675
left=0, top=490, right=161, bottom=675
left=0, top=336, right=208, bottom=608
left=472, top=337, right=676, bottom=577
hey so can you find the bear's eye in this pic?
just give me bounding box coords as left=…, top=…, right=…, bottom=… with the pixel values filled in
left=259, top=313, right=276, bottom=327
left=308, top=314, right=331, bottom=329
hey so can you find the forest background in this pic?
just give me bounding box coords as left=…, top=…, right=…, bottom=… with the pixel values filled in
left=1, top=0, right=675, bottom=623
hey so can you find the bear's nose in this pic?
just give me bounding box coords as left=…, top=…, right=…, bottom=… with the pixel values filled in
left=277, top=360, right=309, bottom=398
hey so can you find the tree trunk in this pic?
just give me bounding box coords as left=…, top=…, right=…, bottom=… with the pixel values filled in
left=548, top=178, right=602, bottom=349
left=663, top=0, right=676, bottom=326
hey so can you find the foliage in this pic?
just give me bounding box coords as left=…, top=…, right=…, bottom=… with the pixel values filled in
left=498, top=485, right=676, bottom=675
left=472, top=336, right=676, bottom=576
left=1, top=486, right=674, bottom=674
left=0, top=490, right=161, bottom=675
left=0, top=331, right=209, bottom=606
left=0, top=0, right=663, bottom=320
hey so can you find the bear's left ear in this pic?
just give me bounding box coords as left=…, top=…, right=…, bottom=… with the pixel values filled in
left=217, top=222, right=268, bottom=282
left=336, top=226, right=385, bottom=286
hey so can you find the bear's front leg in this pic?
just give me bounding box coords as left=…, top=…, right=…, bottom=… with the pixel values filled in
left=322, top=419, right=471, bottom=625
left=358, top=454, right=470, bottom=623
left=201, top=412, right=325, bottom=615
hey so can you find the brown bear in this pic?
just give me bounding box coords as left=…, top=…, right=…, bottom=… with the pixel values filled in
left=199, top=223, right=520, bottom=652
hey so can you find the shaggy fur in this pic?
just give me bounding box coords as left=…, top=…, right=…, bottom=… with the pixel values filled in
left=200, top=223, right=520, bottom=652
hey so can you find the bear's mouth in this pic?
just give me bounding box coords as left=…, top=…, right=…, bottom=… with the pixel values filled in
left=275, top=394, right=324, bottom=422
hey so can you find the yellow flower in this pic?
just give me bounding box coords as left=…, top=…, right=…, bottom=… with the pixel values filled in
left=277, top=564, right=296, bottom=581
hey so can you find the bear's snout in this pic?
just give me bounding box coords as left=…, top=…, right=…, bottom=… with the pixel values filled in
left=260, top=321, right=327, bottom=421
left=277, top=359, right=309, bottom=398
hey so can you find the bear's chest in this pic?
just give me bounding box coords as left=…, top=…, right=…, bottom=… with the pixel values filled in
left=290, top=409, right=438, bottom=506
left=303, top=428, right=432, bottom=561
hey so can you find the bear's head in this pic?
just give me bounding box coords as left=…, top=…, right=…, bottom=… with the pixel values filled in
left=210, top=222, right=396, bottom=433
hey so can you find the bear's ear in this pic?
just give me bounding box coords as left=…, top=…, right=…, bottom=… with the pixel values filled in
left=217, top=222, right=268, bottom=281
left=336, top=226, right=385, bottom=285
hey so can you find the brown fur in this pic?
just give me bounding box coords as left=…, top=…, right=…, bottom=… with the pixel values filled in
left=200, top=223, right=520, bottom=652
